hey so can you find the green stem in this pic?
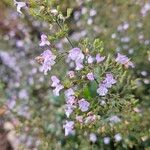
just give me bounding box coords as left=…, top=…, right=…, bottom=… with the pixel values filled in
left=55, top=20, right=74, bottom=48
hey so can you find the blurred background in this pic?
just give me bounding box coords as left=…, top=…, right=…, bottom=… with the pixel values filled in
left=0, top=0, right=149, bottom=149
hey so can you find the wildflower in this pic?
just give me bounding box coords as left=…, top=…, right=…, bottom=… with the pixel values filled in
left=89, top=133, right=97, bottom=143
left=51, top=76, right=64, bottom=96
left=114, top=133, right=122, bottom=142
left=14, top=0, right=26, bottom=14
left=100, top=100, right=106, bottom=106
left=96, top=54, right=105, bottom=63
left=78, top=99, right=90, bottom=112
left=76, top=115, right=83, bottom=124
left=39, top=34, right=50, bottom=47
left=50, top=9, right=58, bottom=16
left=115, top=53, right=134, bottom=68
left=51, top=76, right=60, bottom=87
left=84, top=114, right=97, bottom=124
left=87, top=72, right=95, bottom=81
left=66, top=96, right=76, bottom=105
left=104, top=137, right=110, bottom=144
left=103, top=73, right=116, bottom=88
left=41, top=50, right=56, bottom=75
left=67, top=71, right=75, bottom=78
left=63, top=121, right=75, bottom=136
left=87, top=55, right=94, bottom=64
left=97, top=84, right=108, bottom=96
left=109, top=115, right=121, bottom=124
left=141, top=3, right=150, bottom=17
left=68, top=47, right=84, bottom=70
left=53, top=84, right=64, bottom=96
left=65, top=88, right=75, bottom=98
left=18, top=89, right=29, bottom=100
left=75, top=60, right=84, bottom=70
left=65, top=105, right=74, bottom=118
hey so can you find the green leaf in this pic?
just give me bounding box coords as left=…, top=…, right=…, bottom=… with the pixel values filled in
left=66, top=8, right=73, bottom=18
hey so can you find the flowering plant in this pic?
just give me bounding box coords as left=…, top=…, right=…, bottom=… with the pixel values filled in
left=2, top=0, right=148, bottom=149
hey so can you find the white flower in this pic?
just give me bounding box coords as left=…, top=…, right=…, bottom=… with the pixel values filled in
left=14, top=0, right=26, bottom=14
left=89, top=133, right=97, bottom=143
left=114, top=133, right=122, bottom=142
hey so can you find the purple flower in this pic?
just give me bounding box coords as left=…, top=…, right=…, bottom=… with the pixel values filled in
left=78, top=99, right=90, bottom=112
left=104, top=137, right=110, bottom=144
left=66, top=96, right=76, bottom=105
left=41, top=50, right=56, bottom=75
left=84, top=114, right=96, bottom=124
left=18, top=89, right=29, bottom=100
left=87, top=72, right=95, bottom=81
left=53, top=84, right=64, bottom=96
left=87, top=55, right=94, bottom=64
left=103, top=73, right=116, bottom=88
left=114, top=133, right=122, bottom=142
left=89, top=133, right=97, bottom=143
left=14, top=0, right=26, bottom=14
left=96, top=54, right=105, bottom=63
left=50, top=75, right=64, bottom=96
left=76, top=115, right=83, bottom=124
left=68, top=48, right=84, bottom=70
left=97, top=84, right=108, bottom=96
left=39, top=34, right=50, bottom=47
left=115, top=53, right=134, bottom=68
left=65, top=105, right=74, bottom=118
left=68, top=48, right=84, bottom=61
left=109, top=115, right=121, bottom=124
left=51, top=76, right=60, bottom=87
left=75, top=60, right=84, bottom=70
left=63, top=121, right=75, bottom=136
left=65, top=88, right=75, bottom=98
left=67, top=71, right=75, bottom=78
left=7, top=99, right=16, bottom=110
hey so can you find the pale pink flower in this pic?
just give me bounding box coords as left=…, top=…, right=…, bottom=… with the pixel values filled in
left=76, top=115, right=83, bottom=124
left=39, top=34, right=50, bottom=47
left=84, top=115, right=96, bottom=124
left=51, top=76, right=60, bottom=87
left=87, top=72, right=95, bottom=81
left=67, top=71, right=75, bottom=78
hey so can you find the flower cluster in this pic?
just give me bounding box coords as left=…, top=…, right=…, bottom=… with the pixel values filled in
left=39, top=34, right=50, bottom=47
left=97, top=73, right=116, bottom=96
left=115, top=53, right=134, bottom=68
left=68, top=47, right=84, bottom=70
left=40, top=50, right=56, bottom=75
left=51, top=76, right=64, bottom=96
left=35, top=34, right=56, bottom=75
left=39, top=46, right=134, bottom=137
